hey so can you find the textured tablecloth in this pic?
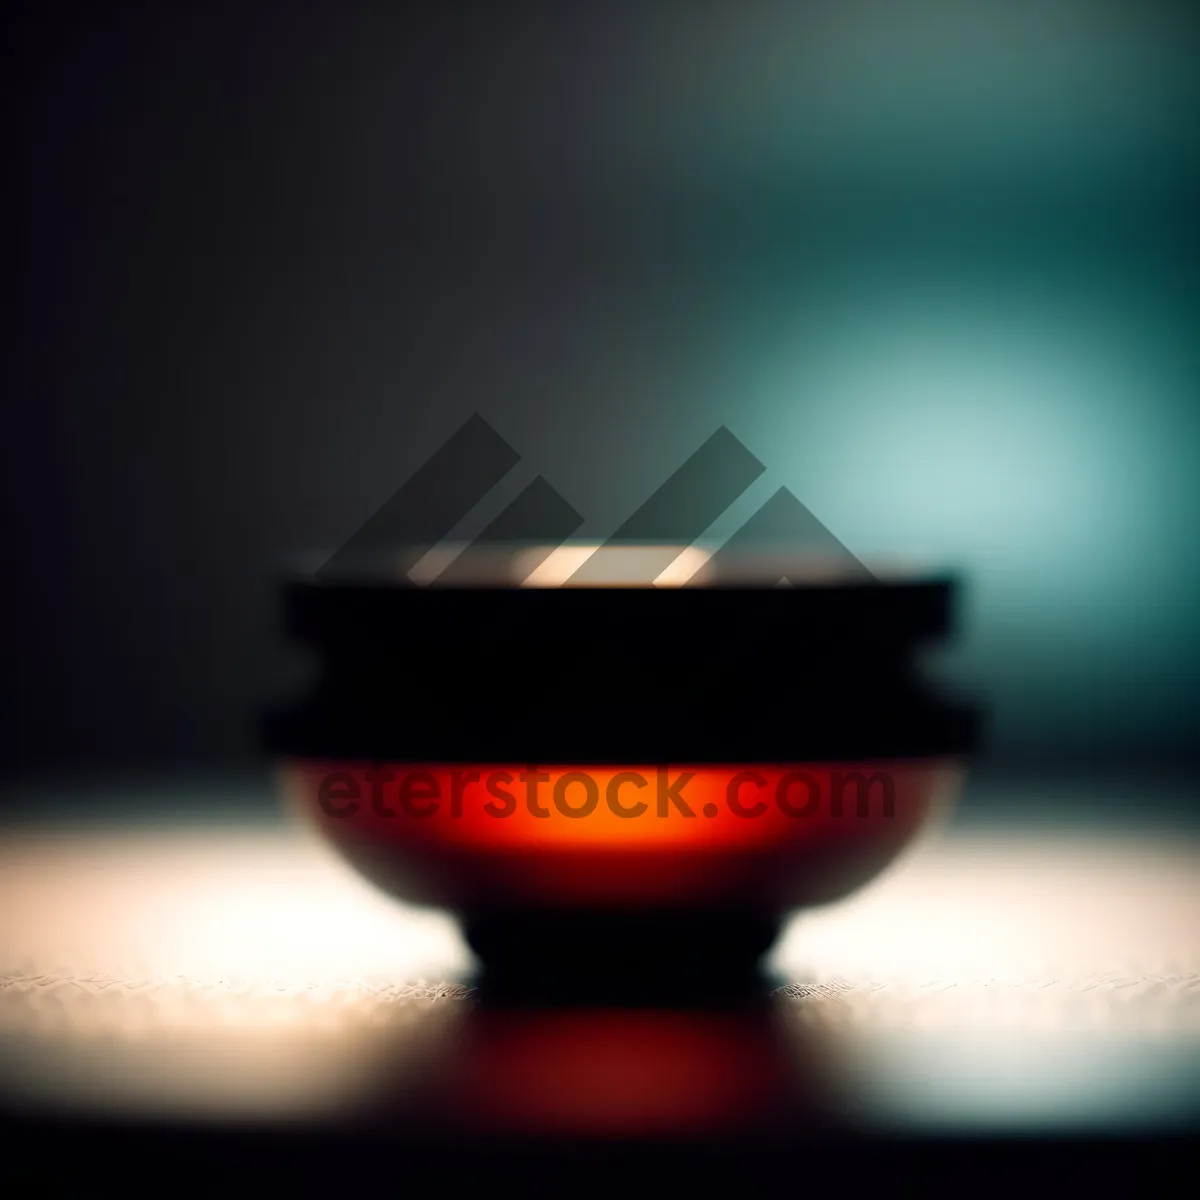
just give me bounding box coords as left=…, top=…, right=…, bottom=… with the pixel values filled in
left=2, top=814, right=1198, bottom=1130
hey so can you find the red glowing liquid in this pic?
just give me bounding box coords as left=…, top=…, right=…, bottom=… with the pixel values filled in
left=282, top=760, right=960, bottom=910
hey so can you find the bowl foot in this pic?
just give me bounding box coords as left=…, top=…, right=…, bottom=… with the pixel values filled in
left=463, top=909, right=783, bottom=1009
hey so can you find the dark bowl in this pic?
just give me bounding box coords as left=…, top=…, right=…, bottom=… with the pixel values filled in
left=263, top=547, right=983, bottom=1000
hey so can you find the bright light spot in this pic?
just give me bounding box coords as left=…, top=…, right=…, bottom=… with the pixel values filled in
left=519, top=545, right=709, bottom=587
left=653, top=546, right=712, bottom=586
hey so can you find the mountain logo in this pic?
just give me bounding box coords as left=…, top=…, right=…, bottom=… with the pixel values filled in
left=318, top=413, right=871, bottom=585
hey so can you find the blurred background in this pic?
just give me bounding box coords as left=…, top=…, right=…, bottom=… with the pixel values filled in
left=6, top=1, right=1199, bottom=799
left=6, top=1, right=1200, bottom=790
left=3, top=0, right=1200, bottom=1150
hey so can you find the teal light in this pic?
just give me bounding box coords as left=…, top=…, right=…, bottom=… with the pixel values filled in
left=735, top=279, right=1199, bottom=759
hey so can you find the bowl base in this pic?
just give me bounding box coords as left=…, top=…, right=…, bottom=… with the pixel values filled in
left=463, top=909, right=783, bottom=1009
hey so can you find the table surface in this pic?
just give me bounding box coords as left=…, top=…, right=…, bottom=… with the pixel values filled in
left=1, top=771, right=1198, bottom=1145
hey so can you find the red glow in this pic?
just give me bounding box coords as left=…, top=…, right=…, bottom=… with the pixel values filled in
left=439, top=1009, right=796, bottom=1136
left=282, top=760, right=957, bottom=908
